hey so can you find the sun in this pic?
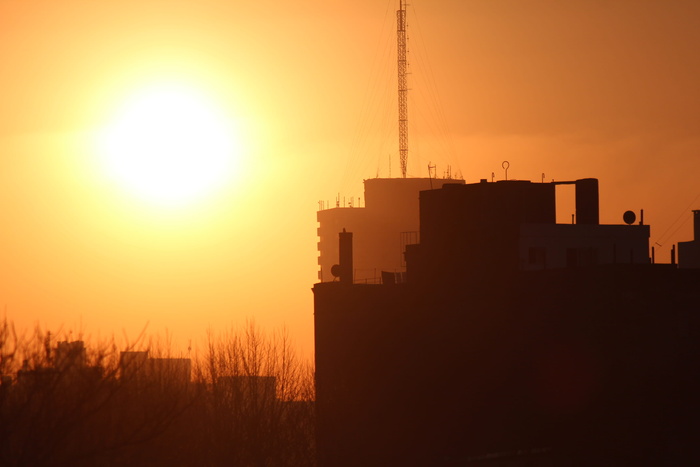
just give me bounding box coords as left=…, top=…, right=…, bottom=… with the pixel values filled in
left=96, top=83, right=239, bottom=207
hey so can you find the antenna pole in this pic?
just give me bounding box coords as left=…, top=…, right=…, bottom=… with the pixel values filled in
left=397, top=0, right=409, bottom=178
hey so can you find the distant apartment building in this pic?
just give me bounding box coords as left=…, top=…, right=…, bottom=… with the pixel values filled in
left=54, top=340, right=87, bottom=370
left=119, top=351, right=191, bottom=385
left=317, top=177, right=464, bottom=283
left=13, top=340, right=102, bottom=391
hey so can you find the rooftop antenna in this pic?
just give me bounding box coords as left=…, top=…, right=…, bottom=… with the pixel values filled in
left=397, top=0, right=409, bottom=178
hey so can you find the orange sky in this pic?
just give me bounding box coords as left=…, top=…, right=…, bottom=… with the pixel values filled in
left=1, top=0, right=699, bottom=354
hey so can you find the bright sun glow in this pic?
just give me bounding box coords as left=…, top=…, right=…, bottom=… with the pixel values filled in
left=97, top=83, right=239, bottom=207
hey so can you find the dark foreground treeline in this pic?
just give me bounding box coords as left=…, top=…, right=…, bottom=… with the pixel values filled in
left=0, top=319, right=315, bottom=467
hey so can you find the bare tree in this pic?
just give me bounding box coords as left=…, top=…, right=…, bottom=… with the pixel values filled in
left=0, top=320, right=198, bottom=466
left=0, top=318, right=316, bottom=466
left=195, top=321, right=316, bottom=467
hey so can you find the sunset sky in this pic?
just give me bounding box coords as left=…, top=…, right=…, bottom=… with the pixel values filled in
left=1, top=0, right=699, bottom=354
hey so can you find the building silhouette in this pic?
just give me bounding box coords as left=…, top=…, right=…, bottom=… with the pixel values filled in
left=317, top=177, right=463, bottom=283
left=119, top=350, right=191, bottom=385
left=14, top=340, right=103, bottom=391
left=313, top=177, right=700, bottom=465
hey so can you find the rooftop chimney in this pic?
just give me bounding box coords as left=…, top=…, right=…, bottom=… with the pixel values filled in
left=331, top=229, right=354, bottom=284
left=575, top=178, right=599, bottom=225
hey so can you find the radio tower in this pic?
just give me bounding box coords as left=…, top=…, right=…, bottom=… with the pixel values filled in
left=397, top=0, right=409, bottom=178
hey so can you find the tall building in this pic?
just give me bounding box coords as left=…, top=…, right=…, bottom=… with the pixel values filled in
left=313, top=177, right=700, bottom=466
left=317, top=177, right=463, bottom=283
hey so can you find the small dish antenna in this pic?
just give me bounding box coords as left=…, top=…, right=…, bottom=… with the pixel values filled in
left=331, top=264, right=342, bottom=278
left=623, top=210, right=636, bottom=225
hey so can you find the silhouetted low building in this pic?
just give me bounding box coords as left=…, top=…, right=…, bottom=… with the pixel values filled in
left=120, top=351, right=191, bottom=385
left=313, top=177, right=700, bottom=466
left=15, top=340, right=102, bottom=390
left=54, top=340, right=87, bottom=370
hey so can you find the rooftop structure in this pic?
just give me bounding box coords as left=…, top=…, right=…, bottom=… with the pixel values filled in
left=409, top=178, right=649, bottom=281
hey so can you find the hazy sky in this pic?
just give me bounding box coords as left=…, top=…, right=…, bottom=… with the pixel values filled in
left=1, top=0, right=699, bottom=353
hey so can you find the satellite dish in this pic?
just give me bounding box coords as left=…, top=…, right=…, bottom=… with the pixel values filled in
left=623, top=210, right=636, bottom=225
left=330, top=264, right=342, bottom=277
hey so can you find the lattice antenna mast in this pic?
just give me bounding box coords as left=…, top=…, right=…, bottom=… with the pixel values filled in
left=397, top=0, right=409, bottom=178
